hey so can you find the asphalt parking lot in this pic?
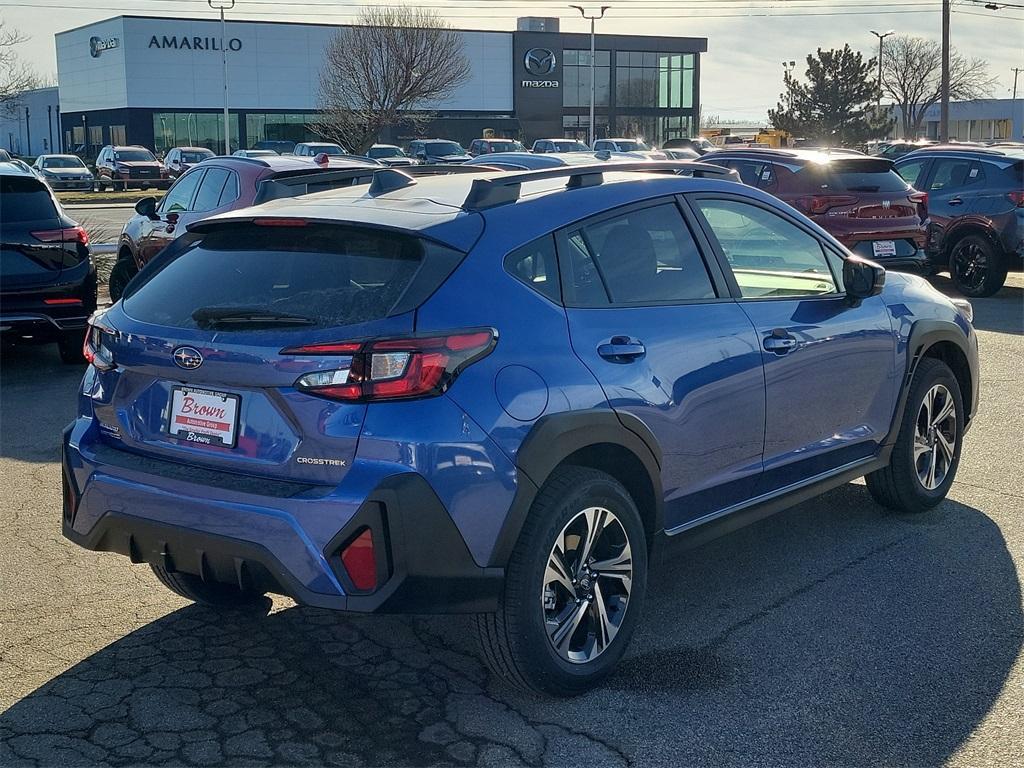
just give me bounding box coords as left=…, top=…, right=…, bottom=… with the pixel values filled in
left=1, top=273, right=1021, bottom=767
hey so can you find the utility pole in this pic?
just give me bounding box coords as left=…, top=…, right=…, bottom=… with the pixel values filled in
left=25, top=107, right=31, bottom=156
left=940, top=0, right=950, bottom=141
left=209, top=0, right=235, bottom=154
left=1013, top=67, right=1023, bottom=141
left=570, top=5, right=610, bottom=147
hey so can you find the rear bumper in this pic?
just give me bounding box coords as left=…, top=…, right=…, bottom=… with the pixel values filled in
left=872, top=250, right=931, bottom=272
left=0, top=312, right=89, bottom=336
left=61, top=422, right=503, bottom=613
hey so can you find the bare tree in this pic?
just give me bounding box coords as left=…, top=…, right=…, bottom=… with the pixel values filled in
left=313, top=6, right=470, bottom=154
left=1, top=22, right=40, bottom=117
left=881, top=35, right=997, bottom=138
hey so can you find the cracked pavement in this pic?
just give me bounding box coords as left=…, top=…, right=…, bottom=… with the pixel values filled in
left=1, top=273, right=1022, bottom=767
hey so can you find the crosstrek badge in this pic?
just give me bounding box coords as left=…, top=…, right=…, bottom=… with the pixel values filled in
left=168, top=387, right=240, bottom=447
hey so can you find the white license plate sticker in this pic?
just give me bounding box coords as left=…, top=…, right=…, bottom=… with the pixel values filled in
left=168, top=387, right=240, bottom=447
left=872, top=240, right=897, bottom=257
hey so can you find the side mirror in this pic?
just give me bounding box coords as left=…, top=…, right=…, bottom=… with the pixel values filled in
left=843, top=256, right=885, bottom=304
left=135, top=196, right=158, bottom=219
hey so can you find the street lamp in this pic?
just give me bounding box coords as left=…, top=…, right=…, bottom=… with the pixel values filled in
left=782, top=60, right=796, bottom=109
left=569, top=5, right=610, bottom=147
left=870, top=29, right=895, bottom=113
left=209, top=0, right=235, bottom=154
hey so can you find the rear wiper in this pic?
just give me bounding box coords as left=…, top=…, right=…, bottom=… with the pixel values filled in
left=846, top=186, right=881, bottom=192
left=192, top=306, right=315, bottom=328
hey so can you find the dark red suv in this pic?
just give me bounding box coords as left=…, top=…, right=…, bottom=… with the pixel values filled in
left=109, top=155, right=382, bottom=300
left=703, top=149, right=929, bottom=271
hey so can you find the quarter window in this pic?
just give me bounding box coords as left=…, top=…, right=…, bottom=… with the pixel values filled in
left=696, top=199, right=838, bottom=298
left=565, top=203, right=717, bottom=306
left=504, top=235, right=560, bottom=302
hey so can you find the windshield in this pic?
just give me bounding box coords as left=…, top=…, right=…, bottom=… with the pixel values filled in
left=554, top=141, right=590, bottom=152
left=308, top=145, right=344, bottom=156
left=616, top=140, right=651, bottom=152
left=368, top=146, right=405, bottom=158
left=114, top=149, right=156, bottom=162
left=123, top=224, right=464, bottom=331
left=181, top=150, right=213, bottom=163
left=41, top=157, right=86, bottom=169
left=425, top=142, right=465, bottom=157
left=487, top=141, right=524, bottom=153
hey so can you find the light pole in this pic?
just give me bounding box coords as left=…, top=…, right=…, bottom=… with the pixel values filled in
left=869, top=30, right=895, bottom=113
left=940, top=0, right=950, bottom=141
left=1013, top=67, right=1023, bottom=140
left=209, top=0, right=235, bottom=154
left=782, top=60, right=796, bottom=109
left=569, top=5, right=610, bottom=147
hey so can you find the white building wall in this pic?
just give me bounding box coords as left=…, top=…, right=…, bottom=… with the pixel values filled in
left=56, top=17, right=513, bottom=114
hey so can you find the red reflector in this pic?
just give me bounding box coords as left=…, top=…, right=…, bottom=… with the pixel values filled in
left=252, top=217, right=308, bottom=227
left=340, top=529, right=377, bottom=591
left=43, top=298, right=83, bottom=306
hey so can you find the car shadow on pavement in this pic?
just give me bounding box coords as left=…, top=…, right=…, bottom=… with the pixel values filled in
left=925, top=275, right=1023, bottom=335
left=1, top=486, right=1020, bottom=767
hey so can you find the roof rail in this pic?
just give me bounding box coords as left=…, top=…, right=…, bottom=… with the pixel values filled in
left=462, top=160, right=738, bottom=211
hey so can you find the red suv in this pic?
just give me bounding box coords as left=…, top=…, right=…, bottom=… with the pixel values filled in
left=109, top=155, right=381, bottom=300
left=704, top=149, right=929, bottom=270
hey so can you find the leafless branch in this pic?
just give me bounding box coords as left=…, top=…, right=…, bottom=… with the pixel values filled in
left=0, top=22, right=40, bottom=116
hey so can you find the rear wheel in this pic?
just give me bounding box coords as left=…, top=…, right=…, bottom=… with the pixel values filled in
left=150, top=563, right=268, bottom=608
left=57, top=330, right=86, bottom=365
left=949, top=234, right=1006, bottom=297
left=476, top=467, right=647, bottom=696
left=866, top=357, right=964, bottom=513
left=108, top=257, right=138, bottom=302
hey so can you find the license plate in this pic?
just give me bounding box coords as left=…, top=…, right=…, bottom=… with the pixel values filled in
left=167, top=386, right=240, bottom=447
left=872, top=240, right=897, bottom=258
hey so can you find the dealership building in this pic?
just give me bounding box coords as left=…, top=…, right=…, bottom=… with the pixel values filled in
left=47, top=14, right=706, bottom=155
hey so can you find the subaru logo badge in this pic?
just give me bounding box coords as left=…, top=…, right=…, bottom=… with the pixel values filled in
left=172, top=346, right=203, bottom=370
left=524, top=48, right=557, bottom=76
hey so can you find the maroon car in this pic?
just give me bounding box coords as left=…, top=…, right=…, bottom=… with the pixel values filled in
left=703, top=149, right=929, bottom=270
left=94, top=145, right=169, bottom=191
left=109, top=154, right=382, bottom=300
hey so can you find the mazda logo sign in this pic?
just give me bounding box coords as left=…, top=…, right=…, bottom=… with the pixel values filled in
left=524, top=48, right=557, bottom=76
left=89, top=36, right=119, bottom=58
left=172, top=346, right=204, bottom=370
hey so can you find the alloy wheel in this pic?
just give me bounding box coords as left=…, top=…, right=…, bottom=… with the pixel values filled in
left=914, top=383, right=957, bottom=491
left=952, top=241, right=988, bottom=293
left=542, top=506, right=633, bottom=664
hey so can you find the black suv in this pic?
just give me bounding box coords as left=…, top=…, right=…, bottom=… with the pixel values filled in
left=896, top=146, right=1024, bottom=297
left=0, top=160, right=96, bottom=362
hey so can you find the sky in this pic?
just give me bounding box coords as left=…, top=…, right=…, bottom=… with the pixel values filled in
left=2, top=0, right=1022, bottom=122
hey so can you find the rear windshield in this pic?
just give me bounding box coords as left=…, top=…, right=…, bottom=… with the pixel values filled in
left=0, top=176, right=59, bottom=222
left=802, top=160, right=910, bottom=193
left=122, top=224, right=464, bottom=331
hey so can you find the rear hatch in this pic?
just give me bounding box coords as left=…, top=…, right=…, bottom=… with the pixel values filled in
left=92, top=220, right=466, bottom=487
left=0, top=174, right=71, bottom=291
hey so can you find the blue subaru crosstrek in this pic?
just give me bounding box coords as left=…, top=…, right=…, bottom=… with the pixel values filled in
left=62, top=161, right=979, bottom=695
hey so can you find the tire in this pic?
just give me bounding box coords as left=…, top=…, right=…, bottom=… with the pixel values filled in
left=150, top=563, right=268, bottom=608
left=57, top=330, right=86, bottom=365
left=866, top=357, right=964, bottom=513
left=476, top=466, right=648, bottom=696
left=949, top=234, right=1007, bottom=298
left=108, top=257, right=138, bottom=303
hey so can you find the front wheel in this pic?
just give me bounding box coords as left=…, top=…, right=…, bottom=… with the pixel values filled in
left=476, top=466, right=647, bottom=696
left=866, top=357, right=964, bottom=513
left=949, top=235, right=1006, bottom=297
left=108, top=258, right=138, bottom=303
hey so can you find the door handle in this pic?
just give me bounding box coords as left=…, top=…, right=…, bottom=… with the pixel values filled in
left=948, top=197, right=963, bottom=206
left=763, top=330, right=798, bottom=355
left=598, top=336, right=646, bottom=362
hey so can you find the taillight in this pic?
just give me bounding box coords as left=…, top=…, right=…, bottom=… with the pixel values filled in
left=909, top=190, right=928, bottom=207
left=796, top=195, right=858, bottom=215
left=31, top=226, right=89, bottom=245
left=283, top=329, right=496, bottom=402
left=83, top=320, right=115, bottom=371
left=339, top=528, right=377, bottom=591
left=1008, top=190, right=1024, bottom=207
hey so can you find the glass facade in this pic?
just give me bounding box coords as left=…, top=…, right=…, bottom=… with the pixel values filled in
left=615, top=115, right=692, bottom=145
left=616, top=52, right=693, bottom=109
left=153, top=112, right=241, bottom=155
left=245, top=113, right=322, bottom=147
left=563, top=50, right=611, bottom=108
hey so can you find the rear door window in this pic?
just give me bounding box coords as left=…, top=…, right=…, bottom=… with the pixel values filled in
left=122, top=223, right=465, bottom=331
left=192, top=168, right=231, bottom=212
left=0, top=176, right=59, bottom=222
left=928, top=159, right=984, bottom=192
